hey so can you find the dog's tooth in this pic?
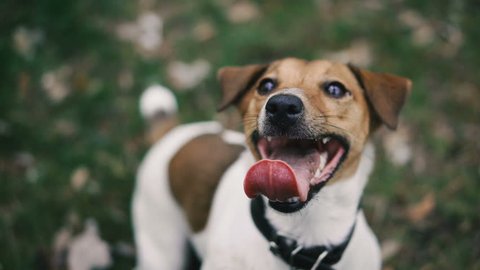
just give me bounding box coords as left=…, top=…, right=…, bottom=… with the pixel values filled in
left=286, top=197, right=299, bottom=203
left=313, top=152, right=328, bottom=181
left=267, top=136, right=272, bottom=142
left=319, top=151, right=328, bottom=170
left=322, top=136, right=331, bottom=145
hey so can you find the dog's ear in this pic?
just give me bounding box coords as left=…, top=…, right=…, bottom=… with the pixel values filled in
left=348, top=64, right=412, bottom=130
left=217, top=64, right=268, bottom=111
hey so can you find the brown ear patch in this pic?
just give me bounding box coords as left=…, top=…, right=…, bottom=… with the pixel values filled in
left=349, top=64, right=412, bottom=129
left=217, top=64, right=268, bottom=111
left=168, top=134, right=245, bottom=232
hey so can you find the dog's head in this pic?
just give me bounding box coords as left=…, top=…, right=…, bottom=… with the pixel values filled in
left=218, top=58, right=411, bottom=213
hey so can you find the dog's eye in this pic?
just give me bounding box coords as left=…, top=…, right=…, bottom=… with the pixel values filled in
left=324, top=82, right=349, bottom=98
left=258, top=78, right=277, bottom=95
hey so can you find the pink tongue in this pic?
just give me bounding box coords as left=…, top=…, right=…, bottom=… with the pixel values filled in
left=244, top=160, right=310, bottom=202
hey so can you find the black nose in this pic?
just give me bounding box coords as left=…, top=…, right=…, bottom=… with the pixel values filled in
left=265, top=94, right=304, bottom=127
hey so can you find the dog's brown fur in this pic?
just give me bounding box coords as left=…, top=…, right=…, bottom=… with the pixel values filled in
left=169, top=134, right=245, bottom=232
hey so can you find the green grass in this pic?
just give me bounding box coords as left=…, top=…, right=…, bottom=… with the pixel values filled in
left=1, top=0, right=479, bottom=269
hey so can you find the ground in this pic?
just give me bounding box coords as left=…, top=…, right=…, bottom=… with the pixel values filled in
left=0, top=0, right=479, bottom=269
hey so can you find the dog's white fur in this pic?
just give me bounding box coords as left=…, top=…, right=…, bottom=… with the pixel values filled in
left=132, top=122, right=221, bottom=269
left=132, top=120, right=381, bottom=269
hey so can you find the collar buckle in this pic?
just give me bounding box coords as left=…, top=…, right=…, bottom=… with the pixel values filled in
left=269, top=241, right=280, bottom=256
left=289, top=245, right=304, bottom=266
left=269, top=233, right=298, bottom=255
left=310, top=250, right=329, bottom=270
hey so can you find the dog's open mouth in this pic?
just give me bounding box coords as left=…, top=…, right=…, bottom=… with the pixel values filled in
left=244, top=133, right=349, bottom=212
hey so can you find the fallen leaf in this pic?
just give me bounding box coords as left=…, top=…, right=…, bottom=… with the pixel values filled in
left=167, top=59, right=211, bottom=90
left=116, top=12, right=163, bottom=54
left=438, top=24, right=464, bottom=58
left=227, top=1, right=260, bottom=23
left=381, top=124, right=412, bottom=167
left=323, top=40, right=373, bottom=67
left=193, top=20, right=216, bottom=41
left=70, top=166, right=90, bottom=191
left=12, top=26, right=43, bottom=59
left=41, top=66, right=73, bottom=103
left=398, top=10, right=435, bottom=46
left=137, top=12, right=163, bottom=51
left=381, top=239, right=402, bottom=261
left=406, top=192, right=436, bottom=223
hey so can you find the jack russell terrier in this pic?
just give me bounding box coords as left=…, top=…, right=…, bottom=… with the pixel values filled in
left=132, top=58, right=412, bottom=270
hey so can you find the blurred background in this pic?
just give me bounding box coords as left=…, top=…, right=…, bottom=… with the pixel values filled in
left=1, top=0, right=479, bottom=269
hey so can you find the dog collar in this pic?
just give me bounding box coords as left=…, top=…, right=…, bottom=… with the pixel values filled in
left=250, top=197, right=356, bottom=270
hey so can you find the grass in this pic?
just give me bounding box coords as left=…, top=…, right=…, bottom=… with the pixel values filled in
left=0, top=0, right=479, bottom=269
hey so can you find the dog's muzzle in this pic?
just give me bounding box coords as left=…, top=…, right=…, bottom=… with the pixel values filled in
left=247, top=91, right=350, bottom=213
left=264, top=94, right=304, bottom=136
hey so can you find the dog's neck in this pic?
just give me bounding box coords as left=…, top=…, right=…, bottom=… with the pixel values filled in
left=263, top=143, right=375, bottom=248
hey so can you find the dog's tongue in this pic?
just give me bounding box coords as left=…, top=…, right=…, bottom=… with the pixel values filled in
left=244, top=159, right=310, bottom=202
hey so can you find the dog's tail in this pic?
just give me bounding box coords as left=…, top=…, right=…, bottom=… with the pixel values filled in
left=139, top=84, right=178, bottom=144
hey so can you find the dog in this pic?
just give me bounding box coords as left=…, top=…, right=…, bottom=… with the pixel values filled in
left=132, top=58, right=412, bottom=270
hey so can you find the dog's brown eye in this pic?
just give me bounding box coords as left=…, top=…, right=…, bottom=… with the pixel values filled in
left=258, top=78, right=277, bottom=95
left=324, top=82, right=349, bottom=98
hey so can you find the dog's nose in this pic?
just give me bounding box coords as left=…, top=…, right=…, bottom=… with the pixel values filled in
left=265, top=94, right=304, bottom=126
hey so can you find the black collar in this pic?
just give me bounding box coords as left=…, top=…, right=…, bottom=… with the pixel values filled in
left=250, top=197, right=356, bottom=270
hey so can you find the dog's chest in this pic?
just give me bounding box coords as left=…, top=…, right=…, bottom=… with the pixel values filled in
left=191, top=144, right=378, bottom=269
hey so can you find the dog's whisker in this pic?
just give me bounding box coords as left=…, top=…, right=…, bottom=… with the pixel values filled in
left=319, top=122, right=351, bottom=134
left=313, top=114, right=352, bottom=121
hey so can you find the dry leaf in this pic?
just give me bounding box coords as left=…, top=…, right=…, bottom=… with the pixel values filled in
left=193, top=21, right=216, bottom=41
left=382, top=124, right=412, bottom=167
left=70, top=166, right=90, bottom=191
left=41, top=66, right=73, bottom=103
left=381, top=239, right=402, bottom=261
left=116, top=12, right=163, bottom=53
left=438, top=24, right=464, bottom=57
left=324, top=40, right=373, bottom=67
left=398, top=10, right=435, bottom=46
left=406, top=192, right=436, bottom=223
left=12, top=26, right=43, bottom=59
left=227, top=1, right=260, bottom=23
left=167, top=59, right=211, bottom=90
